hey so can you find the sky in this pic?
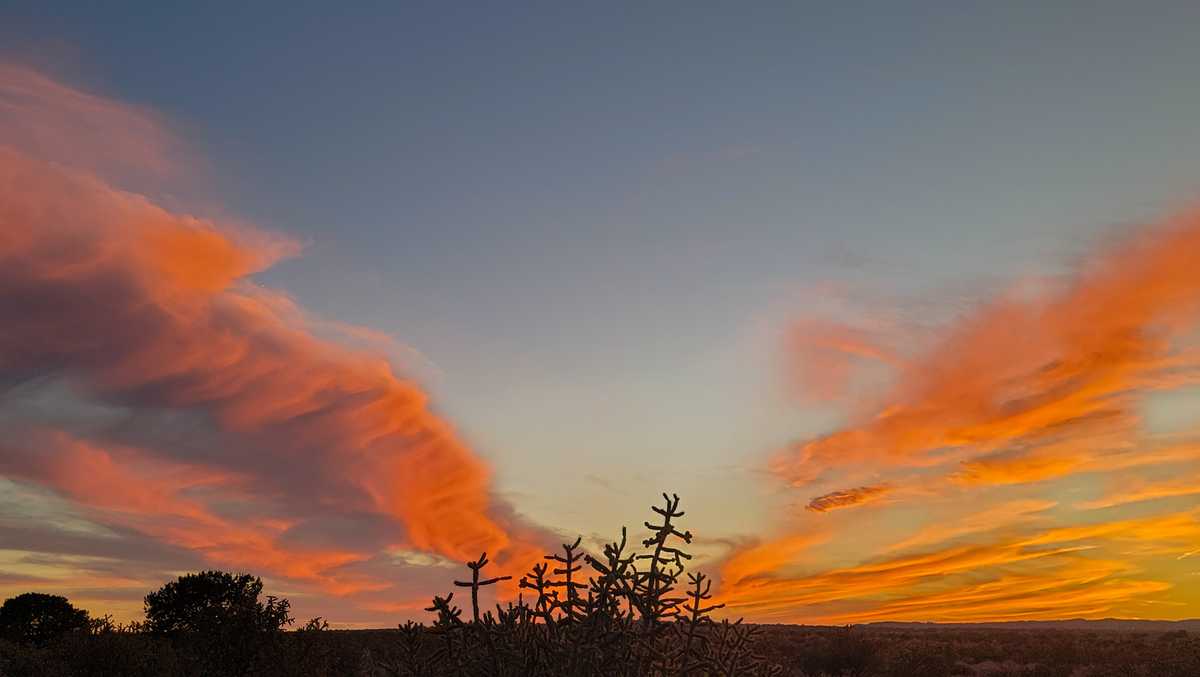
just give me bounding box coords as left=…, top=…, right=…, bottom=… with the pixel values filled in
left=1, top=1, right=1200, bottom=626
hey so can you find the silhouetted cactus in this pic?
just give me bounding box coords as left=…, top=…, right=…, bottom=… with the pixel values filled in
left=402, top=492, right=782, bottom=676
left=453, top=552, right=512, bottom=624
left=546, top=537, right=588, bottom=623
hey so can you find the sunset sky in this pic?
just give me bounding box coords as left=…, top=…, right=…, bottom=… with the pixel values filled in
left=2, top=3, right=1200, bottom=626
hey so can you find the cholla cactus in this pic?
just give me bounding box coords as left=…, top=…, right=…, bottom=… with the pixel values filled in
left=387, top=492, right=782, bottom=676
left=546, top=537, right=588, bottom=623
left=453, top=553, right=512, bottom=624
left=518, top=562, right=557, bottom=624
left=634, top=493, right=693, bottom=627
left=671, top=572, right=724, bottom=673
left=706, top=619, right=782, bottom=677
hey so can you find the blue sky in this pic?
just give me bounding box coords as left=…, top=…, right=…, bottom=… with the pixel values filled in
left=3, top=2, right=1200, bottom=623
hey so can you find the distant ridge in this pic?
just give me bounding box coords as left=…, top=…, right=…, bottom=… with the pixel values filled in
left=861, top=618, right=1200, bottom=632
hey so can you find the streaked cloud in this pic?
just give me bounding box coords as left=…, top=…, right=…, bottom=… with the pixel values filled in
left=716, top=204, right=1200, bottom=623
left=0, top=64, right=185, bottom=189
left=717, top=510, right=1199, bottom=622
left=0, top=65, right=547, bottom=620
left=805, top=485, right=891, bottom=513
left=772, top=209, right=1200, bottom=487
left=1077, top=475, right=1200, bottom=511
left=884, top=499, right=1057, bottom=554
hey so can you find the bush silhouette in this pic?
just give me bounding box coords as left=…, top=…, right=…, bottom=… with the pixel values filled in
left=143, top=570, right=292, bottom=636
left=140, top=571, right=293, bottom=674
left=0, top=593, right=91, bottom=646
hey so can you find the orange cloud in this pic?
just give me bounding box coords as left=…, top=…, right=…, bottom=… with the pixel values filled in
left=805, top=485, right=891, bottom=512
left=0, top=64, right=182, bottom=187
left=2, top=430, right=376, bottom=593
left=720, top=533, right=827, bottom=588
left=829, top=556, right=1169, bottom=623
left=774, top=209, right=1200, bottom=486
left=716, top=510, right=1198, bottom=623
left=1077, top=476, right=1200, bottom=510
left=786, top=320, right=903, bottom=402
left=0, top=66, right=548, bottom=611
left=955, top=439, right=1199, bottom=486
left=884, top=499, right=1057, bottom=554
left=729, top=205, right=1200, bottom=623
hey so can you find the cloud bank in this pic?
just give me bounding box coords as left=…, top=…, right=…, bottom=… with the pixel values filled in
left=716, top=206, right=1200, bottom=622
left=0, top=65, right=544, bottom=622
left=774, top=210, right=1200, bottom=486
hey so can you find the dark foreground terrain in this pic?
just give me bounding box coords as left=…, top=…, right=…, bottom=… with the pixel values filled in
left=755, top=623, right=1200, bottom=676
left=3, top=495, right=1197, bottom=675
left=2, top=622, right=1199, bottom=676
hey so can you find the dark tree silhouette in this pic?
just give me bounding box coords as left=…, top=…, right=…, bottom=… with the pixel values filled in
left=0, top=592, right=91, bottom=646
left=143, top=570, right=292, bottom=636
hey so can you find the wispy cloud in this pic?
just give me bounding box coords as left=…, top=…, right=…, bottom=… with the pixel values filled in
left=773, top=209, right=1200, bottom=486
left=717, top=510, right=1199, bottom=622
left=1076, top=474, right=1200, bottom=510
left=0, top=64, right=186, bottom=189
left=884, top=499, right=1057, bottom=553
left=805, top=485, right=891, bottom=512
left=0, top=65, right=547, bottom=619
left=716, top=203, right=1200, bottom=623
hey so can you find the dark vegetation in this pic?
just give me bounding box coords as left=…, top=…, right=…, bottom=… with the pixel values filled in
left=0, top=594, right=91, bottom=646
left=1, top=494, right=1197, bottom=676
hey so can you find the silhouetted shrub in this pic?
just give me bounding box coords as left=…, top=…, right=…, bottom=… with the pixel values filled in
left=0, top=593, right=90, bottom=646
left=142, top=570, right=292, bottom=675
left=144, top=570, right=292, bottom=636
